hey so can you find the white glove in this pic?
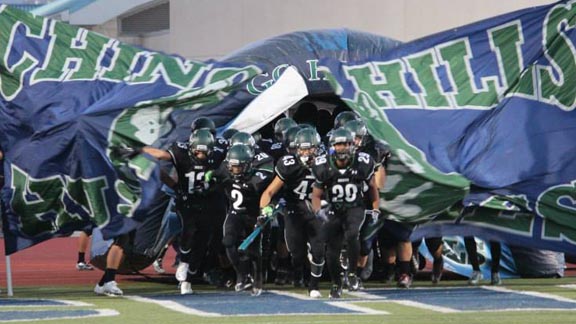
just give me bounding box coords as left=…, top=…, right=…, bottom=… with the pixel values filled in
left=316, top=208, right=329, bottom=222
left=367, top=209, right=381, bottom=225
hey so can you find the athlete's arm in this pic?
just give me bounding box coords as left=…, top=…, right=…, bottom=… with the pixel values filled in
left=141, top=147, right=171, bottom=160
left=160, top=169, right=177, bottom=189
left=259, top=175, right=285, bottom=208
left=368, top=176, right=380, bottom=210
left=311, top=186, right=324, bottom=213
left=375, top=167, right=386, bottom=190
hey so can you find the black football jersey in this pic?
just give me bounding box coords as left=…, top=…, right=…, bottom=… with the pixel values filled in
left=221, top=169, right=273, bottom=216
left=311, top=152, right=375, bottom=209
left=252, top=149, right=274, bottom=173
left=359, top=135, right=389, bottom=171
left=258, top=138, right=285, bottom=163
left=210, top=136, right=228, bottom=167
left=275, top=154, right=316, bottom=203
left=167, top=142, right=218, bottom=202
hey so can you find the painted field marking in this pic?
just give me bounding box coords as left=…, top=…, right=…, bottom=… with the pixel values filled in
left=348, top=286, right=576, bottom=313
left=0, top=299, right=91, bottom=308
left=0, top=309, right=118, bottom=322
left=129, top=290, right=388, bottom=317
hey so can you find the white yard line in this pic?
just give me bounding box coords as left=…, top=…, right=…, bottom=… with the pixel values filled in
left=484, top=286, right=576, bottom=304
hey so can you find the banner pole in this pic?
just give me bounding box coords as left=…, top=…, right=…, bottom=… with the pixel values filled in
left=5, top=255, right=13, bottom=296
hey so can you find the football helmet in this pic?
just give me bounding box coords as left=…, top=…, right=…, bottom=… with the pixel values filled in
left=294, top=128, right=320, bottom=166
left=191, top=117, right=216, bottom=135
left=329, top=128, right=354, bottom=161
left=343, top=119, right=368, bottom=148
left=333, top=111, right=358, bottom=129
left=188, top=129, right=214, bottom=161
left=283, top=125, right=302, bottom=154
left=229, top=131, right=256, bottom=156
left=274, top=117, right=297, bottom=142
left=225, top=144, right=253, bottom=179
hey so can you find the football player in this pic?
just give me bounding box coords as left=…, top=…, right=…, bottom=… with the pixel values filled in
left=311, top=128, right=380, bottom=298
left=258, top=117, right=297, bottom=162
left=142, top=128, right=218, bottom=295
left=216, top=144, right=274, bottom=296
left=259, top=128, right=326, bottom=298
left=229, top=131, right=274, bottom=172
left=344, top=119, right=388, bottom=287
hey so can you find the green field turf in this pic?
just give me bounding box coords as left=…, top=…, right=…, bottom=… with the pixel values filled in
left=2, top=278, right=576, bottom=324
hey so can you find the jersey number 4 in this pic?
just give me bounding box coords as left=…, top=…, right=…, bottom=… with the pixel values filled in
left=293, top=180, right=311, bottom=200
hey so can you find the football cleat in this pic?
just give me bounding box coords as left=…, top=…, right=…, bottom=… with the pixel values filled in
left=76, top=262, right=94, bottom=271
left=431, top=258, right=443, bottom=284
left=347, top=273, right=360, bottom=291
left=491, top=272, right=502, bottom=286
left=251, top=288, right=263, bottom=297
left=234, top=277, right=253, bottom=292
left=152, top=259, right=166, bottom=274
left=94, top=281, right=123, bottom=297
left=180, top=281, right=194, bottom=295
left=309, top=289, right=322, bottom=298
left=431, top=272, right=443, bottom=285
left=397, top=273, right=412, bottom=289
left=274, top=269, right=289, bottom=285
left=468, top=270, right=483, bottom=285
left=329, top=283, right=343, bottom=299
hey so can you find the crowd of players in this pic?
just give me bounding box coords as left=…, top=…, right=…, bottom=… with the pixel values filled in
left=95, top=103, right=494, bottom=298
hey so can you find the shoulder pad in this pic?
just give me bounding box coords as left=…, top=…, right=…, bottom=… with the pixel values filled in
left=281, top=155, right=297, bottom=164
left=314, top=155, right=328, bottom=165
left=176, top=142, right=188, bottom=149
left=357, top=152, right=372, bottom=164
left=254, top=152, right=270, bottom=161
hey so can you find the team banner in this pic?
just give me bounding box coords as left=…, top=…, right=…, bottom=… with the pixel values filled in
left=323, top=0, right=576, bottom=252
left=0, top=5, right=261, bottom=254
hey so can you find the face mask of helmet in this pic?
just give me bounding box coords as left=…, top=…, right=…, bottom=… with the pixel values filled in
left=225, top=144, right=253, bottom=180
left=188, top=129, right=214, bottom=161
left=332, top=139, right=352, bottom=161
left=190, top=144, right=209, bottom=161
left=297, top=143, right=316, bottom=166
left=228, top=159, right=251, bottom=179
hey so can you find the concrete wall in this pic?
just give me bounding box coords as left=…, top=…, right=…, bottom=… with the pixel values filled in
left=167, top=0, right=555, bottom=60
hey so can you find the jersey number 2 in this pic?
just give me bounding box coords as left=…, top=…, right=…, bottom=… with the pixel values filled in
left=231, top=189, right=244, bottom=210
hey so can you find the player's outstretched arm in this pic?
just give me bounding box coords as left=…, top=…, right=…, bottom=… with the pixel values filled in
left=259, top=176, right=285, bottom=209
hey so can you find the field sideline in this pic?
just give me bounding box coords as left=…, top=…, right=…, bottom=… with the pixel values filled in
left=2, top=279, right=576, bottom=324
left=2, top=238, right=576, bottom=323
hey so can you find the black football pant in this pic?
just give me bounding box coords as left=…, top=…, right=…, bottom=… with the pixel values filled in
left=222, top=211, right=263, bottom=289
left=284, top=201, right=325, bottom=289
left=324, top=206, right=365, bottom=285
left=176, top=203, right=213, bottom=279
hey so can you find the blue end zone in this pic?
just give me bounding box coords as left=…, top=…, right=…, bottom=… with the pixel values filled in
left=0, top=310, right=115, bottom=322
left=148, top=291, right=366, bottom=316
left=0, top=299, right=77, bottom=307
left=359, top=287, right=576, bottom=311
